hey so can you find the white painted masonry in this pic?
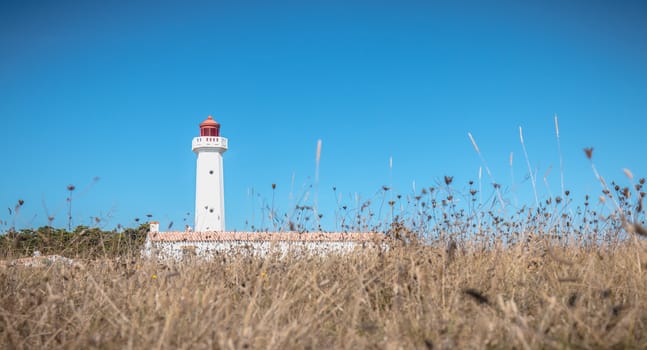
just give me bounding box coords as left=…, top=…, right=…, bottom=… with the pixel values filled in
left=192, top=117, right=227, bottom=232
left=143, top=228, right=386, bottom=260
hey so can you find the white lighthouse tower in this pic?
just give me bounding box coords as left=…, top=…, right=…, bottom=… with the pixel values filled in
left=192, top=116, right=228, bottom=232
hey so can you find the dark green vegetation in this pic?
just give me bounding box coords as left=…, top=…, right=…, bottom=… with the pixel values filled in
left=0, top=224, right=148, bottom=259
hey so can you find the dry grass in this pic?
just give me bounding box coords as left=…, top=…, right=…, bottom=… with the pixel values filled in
left=1, top=237, right=647, bottom=349
left=2, top=119, right=645, bottom=349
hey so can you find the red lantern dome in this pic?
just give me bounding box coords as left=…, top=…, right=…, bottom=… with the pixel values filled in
left=199, top=116, right=220, bottom=137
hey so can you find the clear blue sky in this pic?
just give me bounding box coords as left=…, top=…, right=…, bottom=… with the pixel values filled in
left=2, top=0, right=646, bottom=232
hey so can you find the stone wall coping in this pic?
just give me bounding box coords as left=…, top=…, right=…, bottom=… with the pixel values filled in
left=148, top=231, right=384, bottom=242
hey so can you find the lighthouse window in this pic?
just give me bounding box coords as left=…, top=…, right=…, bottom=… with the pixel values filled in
left=201, top=127, right=216, bottom=137
left=209, top=209, right=214, bottom=213
left=209, top=170, right=214, bottom=175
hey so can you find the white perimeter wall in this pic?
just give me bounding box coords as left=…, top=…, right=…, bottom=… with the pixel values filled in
left=143, top=240, right=383, bottom=260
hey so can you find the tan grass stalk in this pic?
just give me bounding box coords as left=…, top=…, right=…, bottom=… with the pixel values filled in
left=543, top=165, right=553, bottom=199
left=478, top=166, right=483, bottom=205
left=314, top=139, right=322, bottom=227
left=468, top=132, right=506, bottom=212
left=586, top=148, right=621, bottom=212
left=554, top=115, right=566, bottom=203
left=389, top=156, right=394, bottom=224
left=519, top=126, right=539, bottom=208
left=510, top=152, right=518, bottom=207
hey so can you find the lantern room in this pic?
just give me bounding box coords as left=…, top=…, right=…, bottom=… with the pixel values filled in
left=200, top=116, right=220, bottom=137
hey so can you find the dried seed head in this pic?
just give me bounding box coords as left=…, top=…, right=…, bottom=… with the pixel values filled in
left=444, top=176, right=453, bottom=185
left=628, top=223, right=647, bottom=236
left=584, top=147, right=594, bottom=160
left=315, top=139, right=322, bottom=163
left=67, top=184, right=76, bottom=191
left=623, top=168, right=634, bottom=180
left=271, top=183, right=276, bottom=190
left=462, top=288, right=490, bottom=305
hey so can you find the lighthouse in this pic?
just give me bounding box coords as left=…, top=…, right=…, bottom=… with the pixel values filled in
left=192, top=116, right=228, bottom=232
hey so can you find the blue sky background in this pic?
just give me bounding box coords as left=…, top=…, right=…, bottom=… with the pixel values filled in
left=1, top=0, right=646, bottom=231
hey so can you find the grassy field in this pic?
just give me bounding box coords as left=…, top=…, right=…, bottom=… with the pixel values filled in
left=2, top=134, right=646, bottom=349
left=1, top=235, right=647, bottom=349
